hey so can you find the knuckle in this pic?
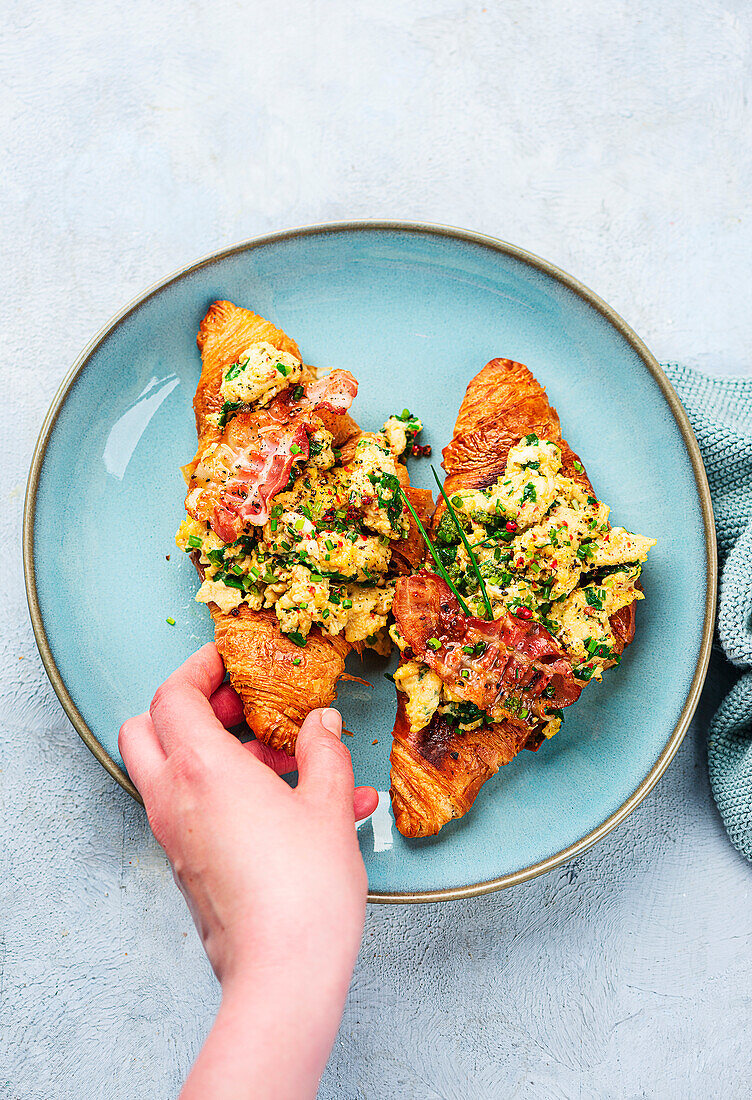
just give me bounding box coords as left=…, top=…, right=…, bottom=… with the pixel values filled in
left=149, top=682, right=172, bottom=720
left=165, top=743, right=210, bottom=788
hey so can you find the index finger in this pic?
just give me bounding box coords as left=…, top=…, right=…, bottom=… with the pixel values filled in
left=149, top=642, right=231, bottom=753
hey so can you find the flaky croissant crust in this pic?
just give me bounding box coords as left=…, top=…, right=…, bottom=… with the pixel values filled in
left=189, top=300, right=430, bottom=755
left=390, top=357, right=638, bottom=838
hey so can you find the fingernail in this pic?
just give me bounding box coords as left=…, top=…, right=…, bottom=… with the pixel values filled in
left=320, top=708, right=342, bottom=736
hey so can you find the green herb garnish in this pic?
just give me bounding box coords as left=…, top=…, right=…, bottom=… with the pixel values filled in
left=224, top=357, right=248, bottom=382
left=430, top=466, right=493, bottom=620
left=584, top=588, right=604, bottom=610
left=217, top=400, right=245, bottom=428
left=287, top=631, right=307, bottom=647
left=397, top=486, right=471, bottom=616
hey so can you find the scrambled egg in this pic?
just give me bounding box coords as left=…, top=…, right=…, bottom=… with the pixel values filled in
left=345, top=434, right=409, bottom=539
left=218, top=341, right=303, bottom=409
left=393, top=661, right=443, bottom=731
left=395, top=434, right=655, bottom=734
left=548, top=565, right=643, bottom=676
left=177, top=359, right=423, bottom=649
left=382, top=411, right=422, bottom=457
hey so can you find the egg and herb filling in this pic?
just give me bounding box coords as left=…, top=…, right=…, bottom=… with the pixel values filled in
left=212, top=341, right=303, bottom=427
left=177, top=400, right=423, bottom=649
left=393, top=434, right=655, bottom=734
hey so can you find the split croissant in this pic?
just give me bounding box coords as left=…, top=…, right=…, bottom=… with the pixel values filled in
left=389, top=358, right=638, bottom=838
left=188, top=301, right=430, bottom=754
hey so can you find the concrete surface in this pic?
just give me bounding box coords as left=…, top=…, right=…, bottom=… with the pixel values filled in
left=3, top=1, right=752, bottom=1096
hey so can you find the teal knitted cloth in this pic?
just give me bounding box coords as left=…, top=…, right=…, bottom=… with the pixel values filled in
left=663, top=363, right=752, bottom=857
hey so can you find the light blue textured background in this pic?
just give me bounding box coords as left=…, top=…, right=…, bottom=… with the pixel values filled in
left=3, top=2, right=751, bottom=1097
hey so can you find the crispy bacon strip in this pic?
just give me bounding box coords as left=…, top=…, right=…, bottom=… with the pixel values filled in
left=209, top=422, right=310, bottom=540
left=393, top=572, right=581, bottom=727
left=189, top=370, right=359, bottom=540
left=294, top=370, right=358, bottom=415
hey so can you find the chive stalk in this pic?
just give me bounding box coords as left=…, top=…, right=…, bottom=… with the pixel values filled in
left=430, top=467, right=494, bottom=620
left=397, top=486, right=471, bottom=616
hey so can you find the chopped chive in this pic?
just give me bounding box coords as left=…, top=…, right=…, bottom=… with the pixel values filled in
left=397, top=485, right=471, bottom=615
left=430, top=467, right=494, bottom=620
left=293, top=657, right=302, bottom=665
left=221, top=574, right=245, bottom=589
left=287, top=631, right=307, bottom=647
left=187, top=535, right=202, bottom=549
left=166, top=616, right=175, bottom=626
left=427, top=637, right=441, bottom=650
left=342, top=598, right=353, bottom=609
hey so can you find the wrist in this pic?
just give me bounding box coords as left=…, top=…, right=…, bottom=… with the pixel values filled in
left=181, top=964, right=348, bottom=1100
left=222, top=946, right=354, bottom=1026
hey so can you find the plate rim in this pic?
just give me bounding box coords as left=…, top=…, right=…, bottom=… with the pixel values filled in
left=22, top=219, right=717, bottom=903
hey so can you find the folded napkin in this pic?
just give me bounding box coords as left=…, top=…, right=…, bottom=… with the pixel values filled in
left=663, top=363, right=752, bottom=858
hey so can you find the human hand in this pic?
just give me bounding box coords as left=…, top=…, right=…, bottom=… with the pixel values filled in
left=119, top=642, right=378, bottom=1100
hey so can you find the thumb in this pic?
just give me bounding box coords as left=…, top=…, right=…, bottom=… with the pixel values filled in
left=295, top=708, right=355, bottom=811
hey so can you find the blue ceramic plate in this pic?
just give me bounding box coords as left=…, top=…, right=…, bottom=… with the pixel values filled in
left=24, top=224, right=715, bottom=902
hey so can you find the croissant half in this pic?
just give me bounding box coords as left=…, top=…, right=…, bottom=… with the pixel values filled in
left=187, top=301, right=430, bottom=755
left=389, top=358, right=643, bottom=838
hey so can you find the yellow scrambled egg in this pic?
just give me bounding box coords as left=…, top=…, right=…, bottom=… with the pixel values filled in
left=177, top=364, right=423, bottom=649
left=394, top=434, right=655, bottom=734
left=218, top=341, right=303, bottom=409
